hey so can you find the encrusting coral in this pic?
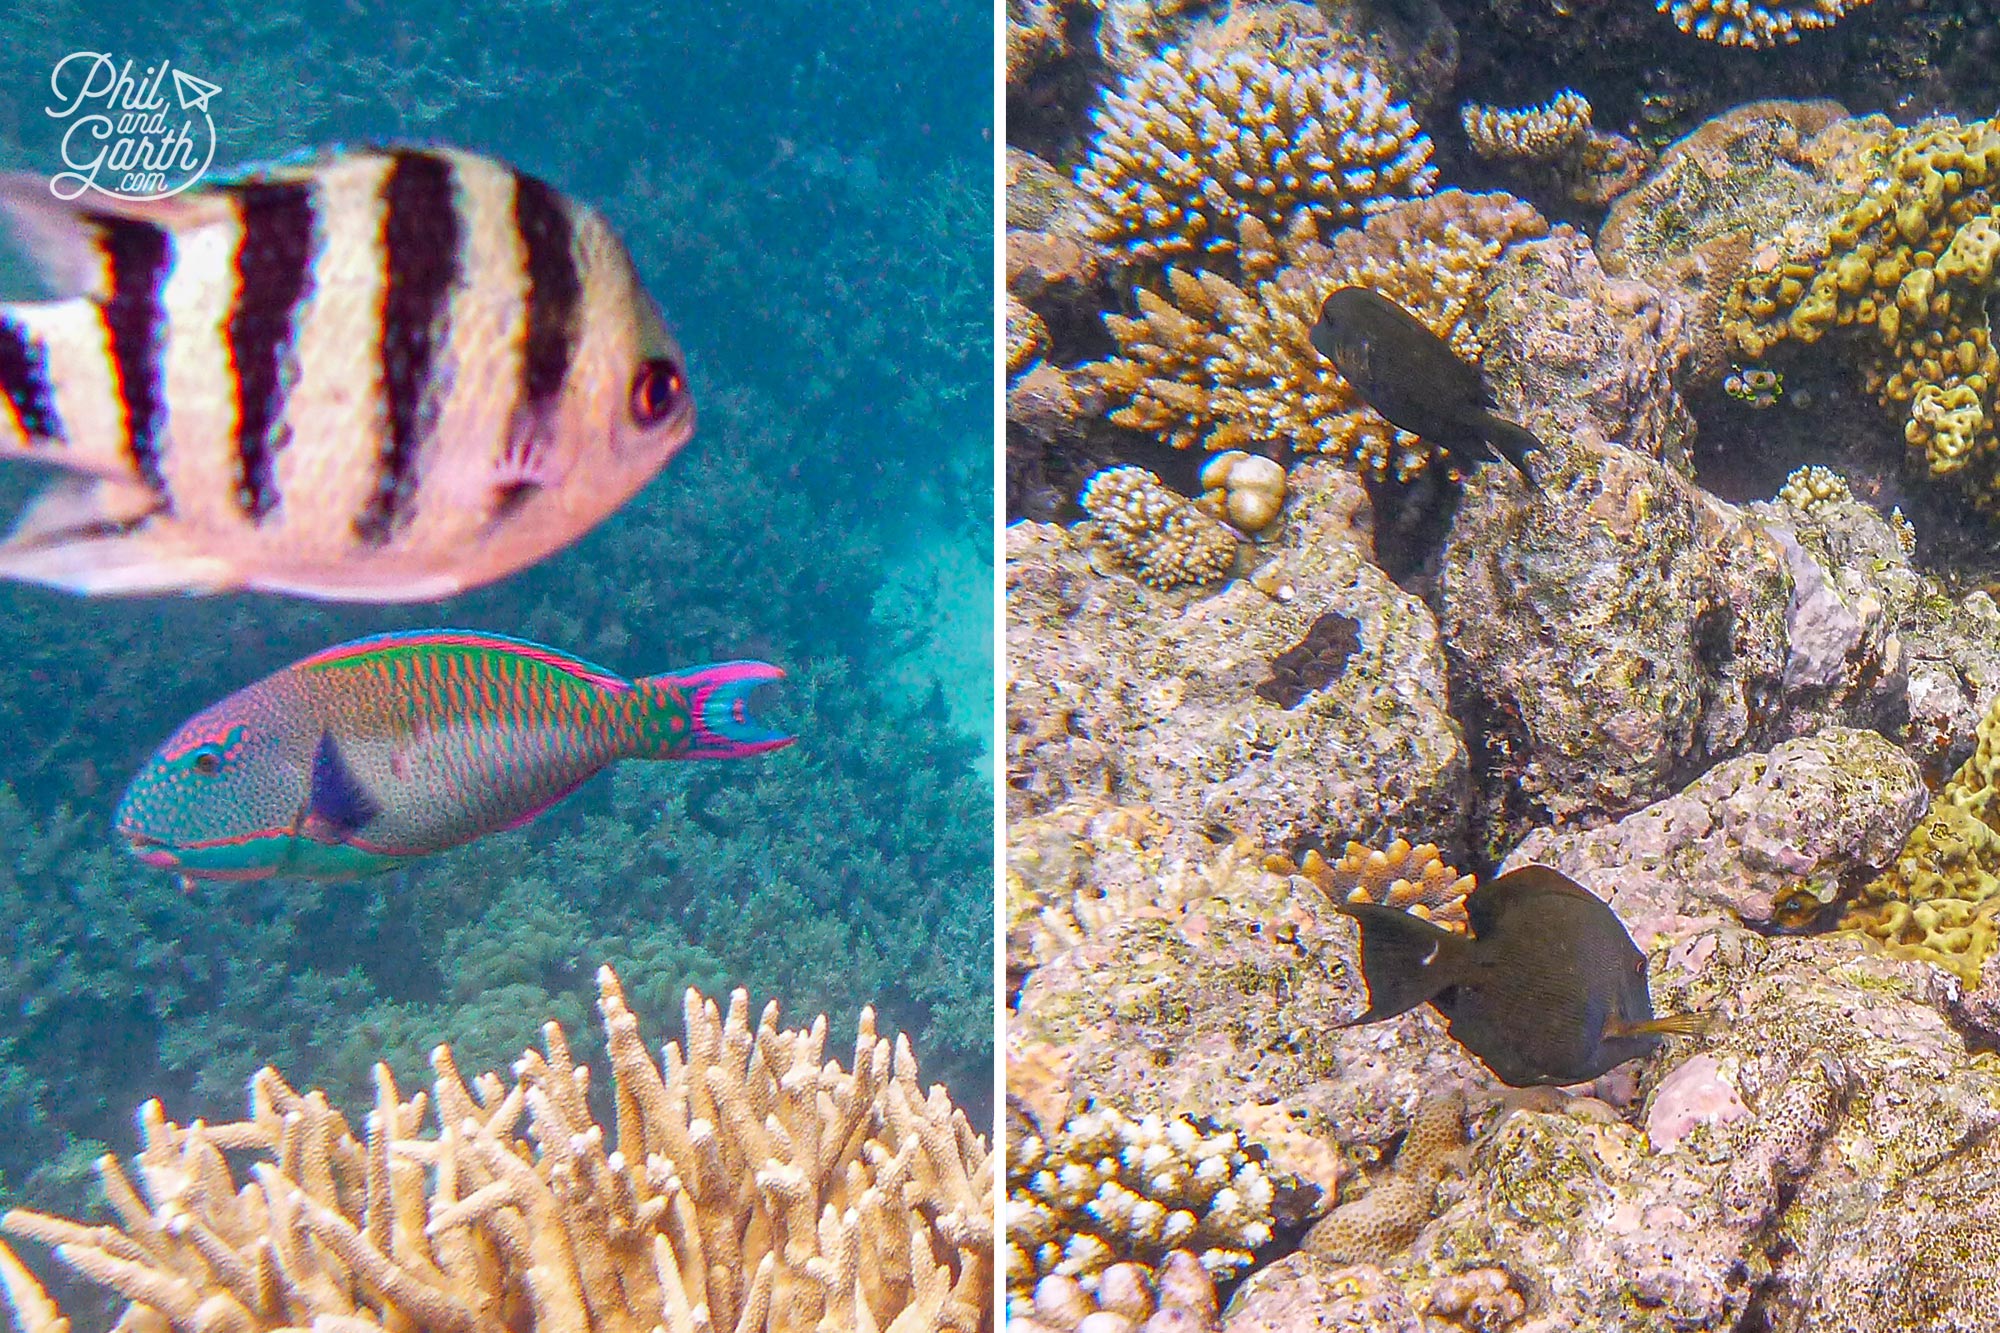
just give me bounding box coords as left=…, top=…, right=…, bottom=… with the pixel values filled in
left=1844, top=691, right=2000, bottom=984
left=1656, top=0, right=1874, bottom=47
left=1725, top=115, right=2000, bottom=506
left=1079, top=466, right=1240, bottom=589
left=0, top=968, right=992, bottom=1333
left=1006, top=1104, right=1315, bottom=1310
left=1302, top=1091, right=1467, bottom=1263
left=1074, top=44, right=1435, bottom=267
left=1461, top=91, right=1592, bottom=163
left=1093, top=191, right=1548, bottom=481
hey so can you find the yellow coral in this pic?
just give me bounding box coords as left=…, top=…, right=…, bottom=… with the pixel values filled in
left=1093, top=192, right=1547, bottom=480
left=1725, top=116, right=2000, bottom=505
left=0, top=969, right=993, bottom=1333
left=1271, top=838, right=1475, bottom=931
left=1461, top=92, right=1592, bottom=163
left=1657, top=0, right=1873, bottom=47
left=1079, top=465, right=1238, bottom=589
left=1076, top=44, right=1435, bottom=266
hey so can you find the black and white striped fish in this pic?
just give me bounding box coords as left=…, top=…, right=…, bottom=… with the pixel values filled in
left=0, top=145, right=692, bottom=599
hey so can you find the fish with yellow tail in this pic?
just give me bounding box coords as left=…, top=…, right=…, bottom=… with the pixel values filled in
left=0, top=145, right=691, bottom=599
left=1334, top=865, right=1706, bottom=1086
left=116, top=630, right=792, bottom=887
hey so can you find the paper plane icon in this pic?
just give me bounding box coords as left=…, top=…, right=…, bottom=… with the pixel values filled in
left=172, top=68, right=220, bottom=113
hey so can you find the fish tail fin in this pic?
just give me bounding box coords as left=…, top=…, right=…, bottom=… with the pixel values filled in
left=1472, top=410, right=1547, bottom=494
left=1614, top=1012, right=1709, bottom=1039
left=635, top=661, right=794, bottom=760
left=1338, top=901, right=1474, bottom=1025
left=0, top=172, right=232, bottom=298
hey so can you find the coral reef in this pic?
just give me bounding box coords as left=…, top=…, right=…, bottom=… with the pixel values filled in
left=1006, top=1105, right=1317, bottom=1306
left=1656, top=0, right=1874, bottom=48
left=1009, top=463, right=1469, bottom=853
left=1461, top=91, right=1592, bottom=163
left=0, top=969, right=992, bottom=1333
left=1081, top=467, right=1241, bottom=590
left=1725, top=115, right=2000, bottom=503
left=1278, top=839, right=1474, bottom=931
left=1195, top=452, right=1287, bottom=536
left=1094, top=192, right=1548, bottom=480
left=1074, top=44, right=1435, bottom=266
left=1011, top=1251, right=1220, bottom=1333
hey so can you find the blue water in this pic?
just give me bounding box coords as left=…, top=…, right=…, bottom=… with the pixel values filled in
left=0, top=0, right=992, bottom=1244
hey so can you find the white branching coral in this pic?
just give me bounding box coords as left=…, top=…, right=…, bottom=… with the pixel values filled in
left=0, top=968, right=993, bottom=1333
left=1657, top=0, right=1873, bottom=47
left=1075, top=44, right=1435, bottom=266
left=1007, top=1105, right=1310, bottom=1309
left=1081, top=466, right=1238, bottom=589
left=1461, top=91, right=1593, bottom=163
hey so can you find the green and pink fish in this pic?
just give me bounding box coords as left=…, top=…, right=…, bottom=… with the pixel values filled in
left=116, top=629, right=792, bottom=884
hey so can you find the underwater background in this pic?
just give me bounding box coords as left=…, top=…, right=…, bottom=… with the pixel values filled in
left=0, top=0, right=993, bottom=1275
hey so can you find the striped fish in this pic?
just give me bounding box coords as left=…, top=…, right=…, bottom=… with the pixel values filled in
left=116, top=629, right=792, bottom=884
left=0, top=146, right=693, bottom=599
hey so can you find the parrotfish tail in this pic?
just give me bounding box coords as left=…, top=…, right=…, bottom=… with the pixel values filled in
left=638, top=661, right=794, bottom=760
left=1474, top=411, right=1548, bottom=495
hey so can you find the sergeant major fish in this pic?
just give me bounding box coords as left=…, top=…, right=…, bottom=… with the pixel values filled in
left=116, top=630, right=791, bottom=884
left=1310, top=285, right=1545, bottom=492
left=0, top=146, right=691, bottom=599
left=1335, top=865, right=1704, bottom=1086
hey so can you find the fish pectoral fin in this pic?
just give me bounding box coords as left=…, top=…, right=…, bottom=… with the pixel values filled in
left=1608, top=1012, right=1709, bottom=1040
left=298, top=731, right=382, bottom=843
left=0, top=478, right=240, bottom=596
left=0, top=173, right=235, bottom=299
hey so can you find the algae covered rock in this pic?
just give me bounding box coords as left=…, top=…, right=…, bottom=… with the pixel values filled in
left=1440, top=436, right=1791, bottom=853
left=1506, top=728, right=1927, bottom=941
left=1008, top=461, right=1468, bottom=855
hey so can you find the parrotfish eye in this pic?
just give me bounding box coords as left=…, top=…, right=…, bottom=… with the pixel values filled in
left=190, top=746, right=223, bottom=776
left=629, top=358, right=686, bottom=427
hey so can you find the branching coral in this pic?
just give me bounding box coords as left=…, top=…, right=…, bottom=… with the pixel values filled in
left=1075, top=44, right=1435, bottom=267
left=1006, top=1104, right=1313, bottom=1308
left=1092, top=192, right=1548, bottom=480
left=1657, top=0, right=1874, bottom=47
left=1080, top=466, right=1240, bottom=589
left=1462, top=92, right=1592, bottom=163
left=0, top=968, right=993, bottom=1333
left=1725, top=116, right=2000, bottom=504
left=1273, top=838, right=1475, bottom=931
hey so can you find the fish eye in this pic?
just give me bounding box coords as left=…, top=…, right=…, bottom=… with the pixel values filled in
left=629, top=358, right=685, bottom=427
left=191, top=748, right=221, bottom=776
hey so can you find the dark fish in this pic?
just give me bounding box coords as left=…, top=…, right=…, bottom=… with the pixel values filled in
left=1310, top=286, right=1544, bottom=492
left=1336, top=865, right=1703, bottom=1086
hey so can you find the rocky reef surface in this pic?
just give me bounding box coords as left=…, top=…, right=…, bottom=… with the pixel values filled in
left=1009, top=3, right=2000, bottom=1323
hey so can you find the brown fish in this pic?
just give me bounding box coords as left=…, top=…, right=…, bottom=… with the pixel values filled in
left=0, top=146, right=690, bottom=599
left=1336, top=865, right=1703, bottom=1086
left=1310, top=285, right=1543, bottom=491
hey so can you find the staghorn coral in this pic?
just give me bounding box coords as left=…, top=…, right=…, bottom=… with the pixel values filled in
left=0, top=968, right=992, bottom=1333
left=1725, top=115, right=2000, bottom=503
left=1005, top=1104, right=1315, bottom=1308
left=1074, top=44, right=1435, bottom=267
left=1656, top=0, right=1873, bottom=47
left=1093, top=192, right=1547, bottom=480
left=1010, top=1251, right=1220, bottom=1333
left=1277, top=839, right=1474, bottom=931
left=1079, top=466, right=1239, bottom=589
left=1461, top=91, right=1592, bottom=164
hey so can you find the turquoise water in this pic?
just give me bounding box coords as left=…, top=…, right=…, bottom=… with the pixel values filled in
left=0, top=0, right=992, bottom=1243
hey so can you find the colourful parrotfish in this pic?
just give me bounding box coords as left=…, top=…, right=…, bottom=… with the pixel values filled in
left=0, top=145, right=692, bottom=599
left=116, top=630, right=792, bottom=884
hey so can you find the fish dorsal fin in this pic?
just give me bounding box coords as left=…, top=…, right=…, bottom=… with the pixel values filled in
left=1465, top=864, right=1603, bottom=937
left=0, top=173, right=235, bottom=300
left=1338, top=901, right=1472, bottom=1025
left=299, top=730, right=381, bottom=843
left=293, top=629, right=633, bottom=693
